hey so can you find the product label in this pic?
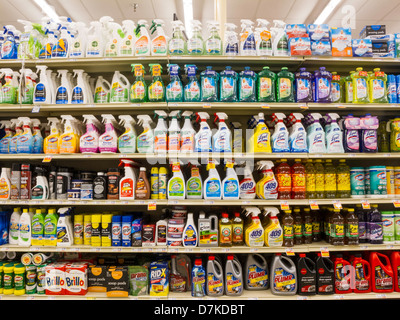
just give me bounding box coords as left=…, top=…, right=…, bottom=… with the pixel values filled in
left=292, top=173, right=306, bottom=192
left=296, top=78, right=311, bottom=100
left=283, top=225, right=294, bottom=240
left=149, top=81, right=164, bottom=101
left=205, top=178, right=221, bottom=198
left=131, top=81, right=145, bottom=101
left=277, top=173, right=291, bottom=192
left=226, top=272, right=242, bottom=295
left=279, top=78, right=292, bottom=99
left=374, top=266, right=393, bottom=291
left=34, top=83, right=46, bottom=102
left=259, top=77, right=272, bottom=98
left=331, top=82, right=341, bottom=102
left=247, top=264, right=268, bottom=288
left=355, top=78, right=367, bottom=99
left=169, top=38, right=185, bottom=54
left=220, top=225, right=232, bottom=244
left=223, top=178, right=239, bottom=198
left=202, top=77, right=217, bottom=100
left=207, top=273, right=223, bottom=294
left=317, top=78, right=330, bottom=99
left=240, top=78, right=255, bottom=99
left=187, top=177, right=202, bottom=197
left=221, top=77, right=235, bottom=100
left=372, top=79, right=385, bottom=99
left=168, top=177, right=184, bottom=197
left=183, top=225, right=197, bottom=246
left=355, top=262, right=370, bottom=291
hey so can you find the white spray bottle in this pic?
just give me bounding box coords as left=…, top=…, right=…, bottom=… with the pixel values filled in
left=224, top=23, right=239, bottom=56
left=240, top=19, right=256, bottom=56
left=271, top=113, right=289, bottom=153
left=222, top=160, right=239, bottom=200
left=55, top=69, right=72, bottom=104
left=119, top=20, right=136, bottom=56
left=325, top=113, right=344, bottom=153
left=255, top=19, right=272, bottom=56
left=213, top=112, right=232, bottom=152
left=86, top=21, right=105, bottom=57
left=137, top=115, right=154, bottom=153
left=195, top=112, right=212, bottom=152
left=288, top=113, right=308, bottom=153
left=135, top=20, right=151, bottom=56
left=168, top=110, right=181, bottom=152
left=180, top=111, right=195, bottom=152
left=118, top=115, right=137, bottom=154
left=150, top=19, right=167, bottom=56
left=239, top=164, right=256, bottom=199
left=204, top=159, right=222, bottom=200
left=34, top=66, right=52, bottom=104
left=71, top=69, right=90, bottom=104
left=153, top=110, right=168, bottom=153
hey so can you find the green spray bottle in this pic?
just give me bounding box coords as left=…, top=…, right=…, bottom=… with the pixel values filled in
left=276, top=67, right=294, bottom=103
left=148, top=64, right=165, bottom=102
left=130, top=64, right=147, bottom=103
left=0, top=69, right=19, bottom=104
left=369, top=68, right=388, bottom=103
left=168, top=20, right=186, bottom=55
left=18, top=68, right=37, bottom=105
left=187, top=20, right=204, bottom=55
left=184, top=64, right=201, bottom=102
left=257, top=66, right=276, bottom=102
left=205, top=21, right=222, bottom=55
left=166, top=64, right=183, bottom=102
left=351, top=67, right=369, bottom=104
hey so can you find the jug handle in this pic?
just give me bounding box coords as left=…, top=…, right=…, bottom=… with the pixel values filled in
left=103, top=79, right=111, bottom=90
left=120, top=74, right=130, bottom=86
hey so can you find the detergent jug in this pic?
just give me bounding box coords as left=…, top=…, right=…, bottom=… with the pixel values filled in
left=334, top=254, right=353, bottom=294
left=297, top=253, right=316, bottom=296
left=270, top=253, right=297, bottom=296
left=390, top=251, right=400, bottom=292
left=225, top=255, right=243, bottom=296
left=316, top=253, right=334, bottom=295
left=110, top=71, right=130, bottom=103
left=206, top=255, right=224, bottom=296
left=244, top=254, right=269, bottom=290
left=352, top=253, right=371, bottom=293
left=369, top=252, right=394, bottom=293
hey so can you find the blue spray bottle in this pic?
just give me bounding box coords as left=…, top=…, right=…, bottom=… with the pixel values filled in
left=238, top=67, right=257, bottom=102
left=387, top=74, right=397, bottom=104
left=184, top=64, right=201, bottom=102
left=1, top=25, right=18, bottom=59
left=166, top=64, right=183, bottom=102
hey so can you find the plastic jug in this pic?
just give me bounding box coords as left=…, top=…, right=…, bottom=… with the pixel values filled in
left=316, top=253, right=334, bottom=295
left=244, top=254, right=268, bottom=290
left=225, top=254, right=243, bottom=296
left=352, top=253, right=371, bottom=293
left=270, top=253, right=297, bottom=295
left=295, top=68, right=313, bottom=103
left=390, top=251, right=400, bottom=292
left=206, top=255, right=224, bottom=296
left=257, top=67, right=276, bottom=102
left=219, top=66, right=238, bottom=102
left=369, top=252, right=394, bottom=293
left=198, top=213, right=218, bottom=247
left=276, top=67, right=295, bottom=103
left=351, top=67, right=369, bottom=104
left=297, top=253, right=316, bottom=295
left=334, top=254, right=353, bottom=294
left=110, top=71, right=130, bottom=103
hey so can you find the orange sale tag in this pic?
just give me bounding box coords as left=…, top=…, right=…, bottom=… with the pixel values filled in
left=285, top=248, right=295, bottom=256
left=280, top=201, right=290, bottom=211
left=42, top=156, right=52, bottom=163
left=309, top=201, right=319, bottom=210
left=393, top=200, right=400, bottom=208
left=147, top=202, right=157, bottom=211
left=362, top=201, right=370, bottom=210
left=320, top=247, right=330, bottom=257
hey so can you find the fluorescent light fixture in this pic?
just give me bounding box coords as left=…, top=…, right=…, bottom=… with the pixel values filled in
left=314, top=0, right=342, bottom=24
left=183, top=0, right=193, bottom=39
left=33, top=0, right=60, bottom=22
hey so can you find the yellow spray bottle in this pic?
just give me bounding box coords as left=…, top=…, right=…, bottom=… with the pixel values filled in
left=262, top=207, right=283, bottom=247
left=59, top=115, right=80, bottom=154
left=256, top=160, right=278, bottom=199
left=44, top=117, right=61, bottom=154
left=243, top=206, right=264, bottom=247
left=247, top=112, right=271, bottom=153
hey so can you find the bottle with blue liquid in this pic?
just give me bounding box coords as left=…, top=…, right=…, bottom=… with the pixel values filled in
left=295, top=68, right=313, bottom=103
left=166, top=64, right=183, bottom=102
left=200, top=66, right=219, bottom=102
left=387, top=74, right=397, bottom=104
left=184, top=64, right=201, bottom=102
left=314, top=67, right=332, bottom=103
left=238, top=67, right=257, bottom=102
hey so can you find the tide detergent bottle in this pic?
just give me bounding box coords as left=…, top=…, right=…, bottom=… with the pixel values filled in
left=262, top=206, right=283, bottom=247
left=213, top=112, right=232, bottom=152
left=256, top=161, right=278, bottom=199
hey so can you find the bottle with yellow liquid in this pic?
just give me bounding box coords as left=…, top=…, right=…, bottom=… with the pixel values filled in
left=44, top=117, right=61, bottom=154
left=59, top=115, right=79, bottom=154
left=351, top=67, right=369, bottom=104
left=247, top=112, right=271, bottom=153
left=244, top=207, right=264, bottom=247
left=369, top=68, right=388, bottom=103
left=262, top=207, right=283, bottom=247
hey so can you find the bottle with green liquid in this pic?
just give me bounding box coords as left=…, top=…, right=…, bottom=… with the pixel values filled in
left=219, top=66, right=238, bottom=102
left=369, top=68, right=388, bottom=103
left=148, top=64, right=165, bottom=102
left=130, top=64, right=147, bottom=103
left=351, top=67, right=369, bottom=104
left=166, top=64, right=183, bottom=102
left=344, top=71, right=355, bottom=103
left=276, top=67, right=294, bottom=103
left=257, top=66, right=276, bottom=102
left=168, top=20, right=186, bottom=55
left=200, top=66, right=219, bottom=102
left=205, top=21, right=222, bottom=55
left=187, top=20, right=204, bottom=55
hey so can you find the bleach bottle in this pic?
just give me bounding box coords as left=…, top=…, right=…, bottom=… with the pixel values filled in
left=213, top=112, right=232, bottom=152
left=94, top=76, right=111, bottom=104
left=245, top=254, right=269, bottom=290
left=271, top=113, right=289, bottom=152
left=238, top=67, right=257, bottom=102
left=270, top=253, right=297, bottom=295
left=225, top=255, right=243, bottom=296
left=184, top=65, right=201, bottom=102
left=110, top=71, right=130, bottom=103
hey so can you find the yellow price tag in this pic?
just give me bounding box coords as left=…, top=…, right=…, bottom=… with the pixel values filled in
left=280, top=201, right=290, bottom=211
left=42, top=156, right=53, bottom=163
left=320, top=247, right=330, bottom=257
left=394, top=200, right=400, bottom=208
left=333, top=201, right=342, bottom=210
left=285, top=248, right=295, bottom=256
left=147, top=202, right=157, bottom=211
left=362, top=201, right=370, bottom=210
left=309, top=201, right=319, bottom=210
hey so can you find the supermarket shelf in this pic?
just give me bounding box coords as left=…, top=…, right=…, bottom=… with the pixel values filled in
left=1, top=290, right=400, bottom=300
left=0, top=198, right=398, bottom=207
left=0, top=152, right=400, bottom=161
left=2, top=242, right=400, bottom=254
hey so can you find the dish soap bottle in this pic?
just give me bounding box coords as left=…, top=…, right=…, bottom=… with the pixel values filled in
left=351, top=67, right=369, bottom=104
left=200, top=66, right=219, bottom=102
left=222, top=160, right=239, bottom=200
left=277, top=67, right=295, bottom=102
left=219, top=66, right=238, bottom=102
left=238, top=66, right=257, bottom=102
left=369, top=68, right=388, bottom=103
left=257, top=67, right=276, bottom=102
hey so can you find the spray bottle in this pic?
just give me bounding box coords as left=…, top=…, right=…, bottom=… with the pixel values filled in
left=119, top=159, right=138, bottom=200
left=224, top=23, right=239, bottom=56
left=153, top=110, right=168, bottom=153
left=247, top=113, right=272, bottom=153
left=129, top=64, right=147, bottom=103
left=166, top=64, right=183, bottom=102
left=186, top=162, right=202, bottom=199
left=205, top=21, right=222, bottom=55
left=204, top=160, right=222, bottom=200
left=168, top=161, right=186, bottom=200
left=306, top=113, right=326, bottom=153
left=180, top=111, right=195, bottom=152
left=119, top=20, right=136, bottom=56
left=169, top=20, right=186, bottom=55
left=55, top=70, right=72, bottom=104
left=99, top=114, right=120, bottom=153
left=271, top=20, right=289, bottom=56
left=118, top=115, right=137, bottom=154
left=59, top=115, right=80, bottom=154
left=52, top=26, right=72, bottom=58
left=187, top=20, right=204, bottom=55
left=16, top=117, right=33, bottom=154
left=133, top=20, right=150, bottom=56
left=184, top=64, right=201, bottom=102
left=86, top=21, right=105, bottom=57
left=104, top=22, right=123, bottom=57
left=195, top=112, right=212, bottom=152
left=240, top=20, right=256, bottom=56
left=31, top=119, right=43, bottom=154
left=9, top=119, right=21, bottom=154
left=148, top=64, right=165, bottom=102
left=213, top=112, right=232, bottom=152
left=17, top=20, right=43, bottom=59
left=287, top=113, right=308, bottom=153
left=255, top=19, right=272, bottom=56
left=168, top=110, right=181, bottom=152
left=325, top=113, right=344, bottom=153
left=44, top=117, right=61, bottom=154
left=271, top=113, right=289, bottom=152
left=0, top=69, right=18, bottom=104
left=256, top=161, right=278, bottom=199
left=239, top=164, right=256, bottom=199
left=80, top=115, right=102, bottom=153
left=244, top=206, right=264, bottom=247
left=150, top=19, right=167, bottom=56
left=262, top=207, right=283, bottom=247
left=0, top=121, right=13, bottom=154
left=69, top=21, right=87, bottom=58
left=222, top=160, right=239, bottom=200
left=71, top=69, right=90, bottom=104
left=18, top=68, right=37, bottom=105
left=1, top=25, right=18, bottom=59
left=136, top=115, right=154, bottom=153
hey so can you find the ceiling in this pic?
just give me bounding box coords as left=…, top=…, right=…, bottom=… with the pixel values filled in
left=1, top=0, right=400, bottom=37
